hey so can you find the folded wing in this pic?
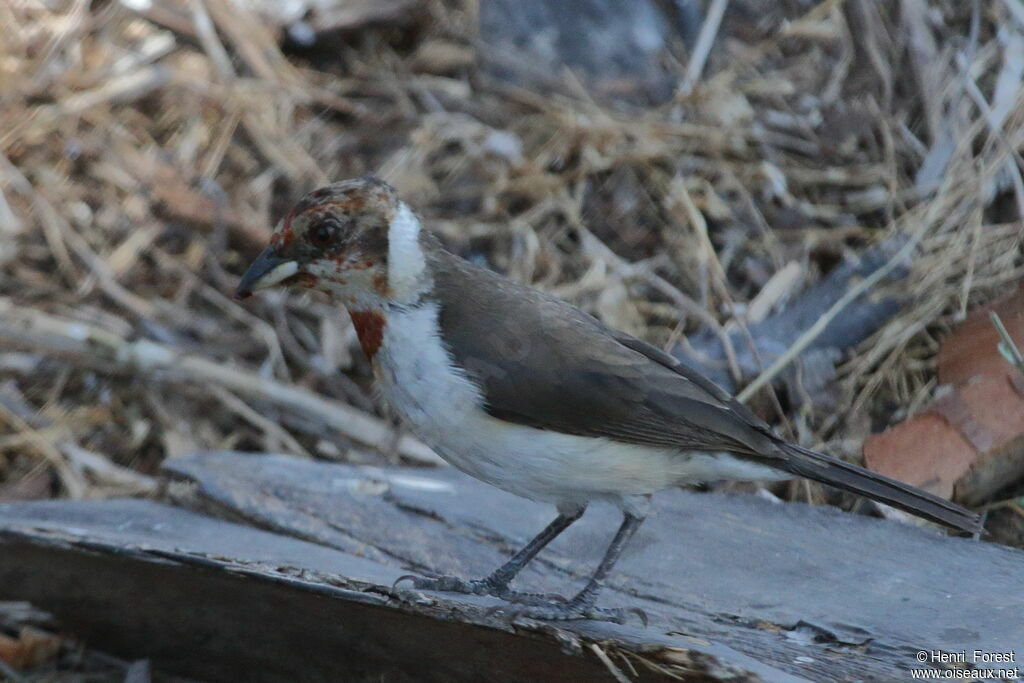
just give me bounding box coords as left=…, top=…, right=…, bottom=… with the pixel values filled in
left=432, top=250, right=982, bottom=534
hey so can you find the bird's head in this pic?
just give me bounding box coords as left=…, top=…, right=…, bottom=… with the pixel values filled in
left=234, top=176, right=429, bottom=309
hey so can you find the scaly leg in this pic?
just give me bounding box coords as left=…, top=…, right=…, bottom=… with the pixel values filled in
left=506, top=511, right=645, bottom=622
left=394, top=507, right=585, bottom=606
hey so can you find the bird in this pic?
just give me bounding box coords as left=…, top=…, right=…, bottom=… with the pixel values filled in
left=235, top=176, right=983, bottom=622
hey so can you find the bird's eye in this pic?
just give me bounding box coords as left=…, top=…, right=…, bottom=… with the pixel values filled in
left=308, top=220, right=337, bottom=247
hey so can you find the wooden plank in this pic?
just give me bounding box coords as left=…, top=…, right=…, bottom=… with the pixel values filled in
left=2, top=450, right=1020, bottom=681
left=164, top=452, right=1024, bottom=679
left=0, top=499, right=788, bottom=682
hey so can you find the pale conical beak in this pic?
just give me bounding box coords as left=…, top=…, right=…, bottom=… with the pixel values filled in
left=234, top=247, right=299, bottom=300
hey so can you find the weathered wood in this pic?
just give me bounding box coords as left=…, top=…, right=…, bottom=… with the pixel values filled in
left=1, top=451, right=1021, bottom=682
left=0, top=500, right=776, bottom=682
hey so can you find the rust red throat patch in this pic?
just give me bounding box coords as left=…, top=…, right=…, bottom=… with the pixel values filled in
left=348, top=309, right=386, bottom=359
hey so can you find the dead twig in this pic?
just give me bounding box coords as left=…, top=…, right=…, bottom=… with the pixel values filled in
left=678, top=0, right=729, bottom=96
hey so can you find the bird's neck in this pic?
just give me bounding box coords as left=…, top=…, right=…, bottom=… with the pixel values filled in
left=347, top=200, right=433, bottom=359
left=386, top=201, right=431, bottom=306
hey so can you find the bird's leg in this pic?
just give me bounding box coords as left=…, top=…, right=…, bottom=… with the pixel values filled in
left=481, top=507, right=585, bottom=595
left=393, top=507, right=585, bottom=606
left=506, top=511, right=645, bottom=623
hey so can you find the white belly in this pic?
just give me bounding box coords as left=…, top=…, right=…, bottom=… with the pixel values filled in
left=374, top=302, right=788, bottom=509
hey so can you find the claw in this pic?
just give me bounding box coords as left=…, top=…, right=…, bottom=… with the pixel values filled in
left=626, top=606, right=649, bottom=627
left=391, top=574, right=421, bottom=591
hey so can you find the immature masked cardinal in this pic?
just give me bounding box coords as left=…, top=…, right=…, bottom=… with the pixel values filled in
left=236, top=176, right=982, bottom=622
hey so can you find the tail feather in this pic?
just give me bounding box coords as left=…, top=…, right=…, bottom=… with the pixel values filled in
left=777, top=443, right=983, bottom=534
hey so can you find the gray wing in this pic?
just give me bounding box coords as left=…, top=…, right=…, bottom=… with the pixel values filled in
left=431, top=251, right=778, bottom=456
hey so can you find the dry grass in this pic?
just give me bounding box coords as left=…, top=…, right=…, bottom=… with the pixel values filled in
left=0, top=0, right=1022, bottom=513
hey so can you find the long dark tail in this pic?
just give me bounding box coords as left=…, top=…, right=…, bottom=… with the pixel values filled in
left=777, top=443, right=983, bottom=534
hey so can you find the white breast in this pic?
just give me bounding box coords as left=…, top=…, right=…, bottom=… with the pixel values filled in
left=374, top=302, right=788, bottom=511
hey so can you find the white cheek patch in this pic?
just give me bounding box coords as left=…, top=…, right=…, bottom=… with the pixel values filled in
left=387, top=202, right=428, bottom=303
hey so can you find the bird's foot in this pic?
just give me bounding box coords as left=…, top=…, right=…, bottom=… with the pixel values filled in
left=392, top=573, right=568, bottom=607
left=491, top=598, right=647, bottom=625
left=492, top=589, right=570, bottom=607
left=393, top=573, right=490, bottom=595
